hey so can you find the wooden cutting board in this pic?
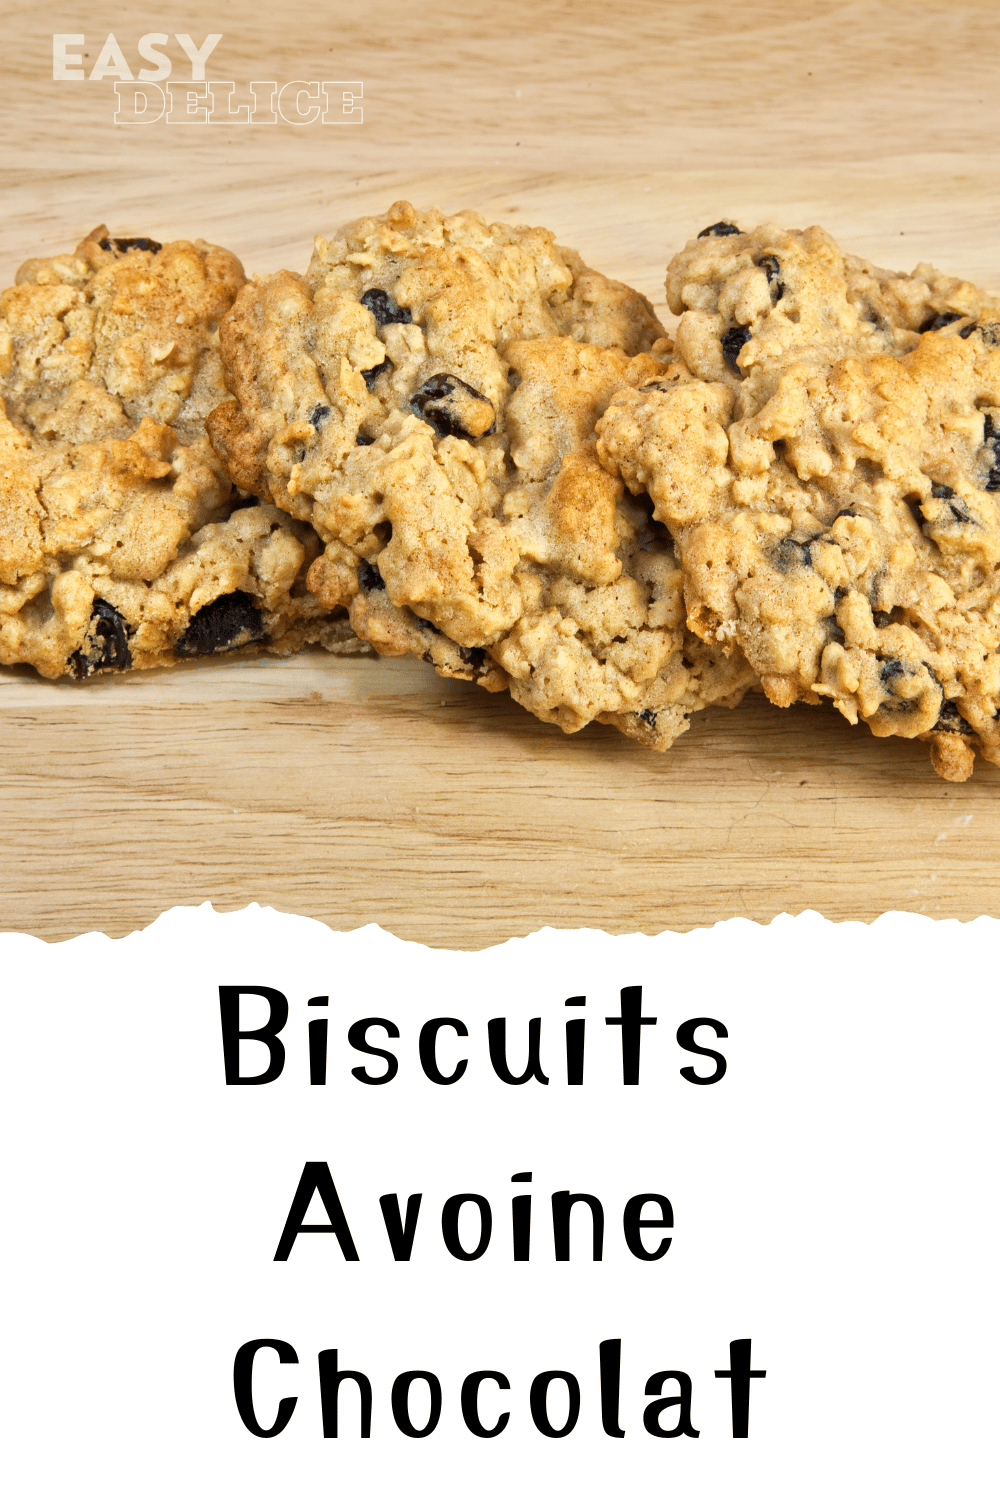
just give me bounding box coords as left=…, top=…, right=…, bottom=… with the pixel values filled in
left=2, top=0, right=999, bottom=944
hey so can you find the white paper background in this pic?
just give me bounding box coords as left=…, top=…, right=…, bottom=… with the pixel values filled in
left=1, top=906, right=995, bottom=1496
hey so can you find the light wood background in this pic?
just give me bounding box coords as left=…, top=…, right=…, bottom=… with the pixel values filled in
left=2, top=0, right=999, bottom=944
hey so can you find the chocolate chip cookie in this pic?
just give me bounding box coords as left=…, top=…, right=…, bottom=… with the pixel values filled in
left=597, top=222, right=1000, bottom=779
left=208, top=201, right=755, bottom=747
left=0, top=227, right=358, bottom=677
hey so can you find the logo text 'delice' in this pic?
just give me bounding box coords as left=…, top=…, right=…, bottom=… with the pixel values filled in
left=115, top=81, right=363, bottom=126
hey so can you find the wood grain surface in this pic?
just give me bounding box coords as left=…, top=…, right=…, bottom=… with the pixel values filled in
left=2, top=0, right=999, bottom=944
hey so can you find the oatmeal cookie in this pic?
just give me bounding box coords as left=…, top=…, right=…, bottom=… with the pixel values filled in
left=597, top=221, right=1000, bottom=779
left=0, top=227, right=358, bottom=677
left=208, top=202, right=755, bottom=746
left=0, top=404, right=356, bottom=677
left=2, top=225, right=245, bottom=448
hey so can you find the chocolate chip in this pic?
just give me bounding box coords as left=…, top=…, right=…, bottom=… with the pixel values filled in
left=934, top=700, right=975, bottom=736
left=410, top=373, right=496, bottom=439
left=360, top=288, right=413, bottom=326
left=875, top=659, right=943, bottom=720
left=363, top=358, right=392, bottom=391
left=869, top=568, right=888, bottom=609
left=697, top=222, right=740, bottom=238
left=98, top=236, right=162, bottom=255
left=759, top=255, right=785, bottom=299
left=309, top=404, right=331, bottom=429
left=68, top=599, right=132, bottom=678
left=358, top=561, right=385, bottom=592
left=918, top=311, right=963, bottom=333
left=959, top=322, right=978, bottom=339
left=904, top=494, right=926, bottom=528
left=982, top=414, right=1000, bottom=492
left=980, top=324, right=1000, bottom=348
left=822, top=615, right=845, bottom=645
left=916, top=485, right=973, bottom=525
left=721, top=325, right=752, bottom=373
left=459, top=646, right=486, bottom=669
left=356, top=432, right=375, bottom=446
left=772, top=537, right=812, bottom=571
left=177, top=590, right=266, bottom=656
left=637, top=708, right=659, bottom=728
left=873, top=610, right=892, bottom=628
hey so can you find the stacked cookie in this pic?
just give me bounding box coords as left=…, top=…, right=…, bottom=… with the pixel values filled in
left=205, top=201, right=754, bottom=751
left=0, top=226, right=363, bottom=678
left=597, top=221, right=1000, bottom=782
left=2, top=206, right=998, bottom=781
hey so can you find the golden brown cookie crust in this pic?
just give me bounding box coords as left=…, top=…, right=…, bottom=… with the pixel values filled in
left=0, top=228, right=359, bottom=678
left=2, top=226, right=245, bottom=449
left=209, top=203, right=756, bottom=748
left=597, top=221, right=1000, bottom=779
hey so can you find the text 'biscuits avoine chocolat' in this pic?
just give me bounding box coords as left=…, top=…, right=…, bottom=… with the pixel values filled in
left=207, top=200, right=756, bottom=749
